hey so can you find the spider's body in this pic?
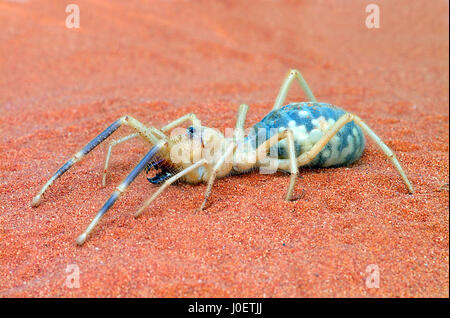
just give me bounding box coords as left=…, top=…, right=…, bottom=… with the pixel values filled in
left=248, top=102, right=366, bottom=168
left=31, top=69, right=414, bottom=245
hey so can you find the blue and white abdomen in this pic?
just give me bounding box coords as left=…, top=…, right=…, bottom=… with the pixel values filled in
left=248, top=102, right=365, bottom=168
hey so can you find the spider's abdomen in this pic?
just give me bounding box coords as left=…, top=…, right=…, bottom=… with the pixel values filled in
left=249, top=102, right=365, bottom=167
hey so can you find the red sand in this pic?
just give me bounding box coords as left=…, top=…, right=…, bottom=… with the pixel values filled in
left=0, top=0, right=448, bottom=297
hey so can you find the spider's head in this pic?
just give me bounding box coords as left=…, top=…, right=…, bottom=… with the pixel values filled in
left=146, top=125, right=232, bottom=185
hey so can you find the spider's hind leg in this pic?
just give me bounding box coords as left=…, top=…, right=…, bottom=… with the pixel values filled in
left=352, top=115, right=414, bottom=193
left=274, top=113, right=414, bottom=194
left=273, top=69, right=317, bottom=110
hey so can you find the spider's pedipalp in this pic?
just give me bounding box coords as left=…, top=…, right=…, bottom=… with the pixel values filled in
left=31, top=115, right=159, bottom=207
left=32, top=118, right=124, bottom=207
left=77, top=141, right=166, bottom=245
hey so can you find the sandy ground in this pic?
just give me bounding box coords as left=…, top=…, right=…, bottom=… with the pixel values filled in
left=0, top=0, right=448, bottom=297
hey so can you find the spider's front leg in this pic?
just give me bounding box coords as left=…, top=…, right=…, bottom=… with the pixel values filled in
left=31, top=115, right=159, bottom=207
left=102, top=133, right=139, bottom=186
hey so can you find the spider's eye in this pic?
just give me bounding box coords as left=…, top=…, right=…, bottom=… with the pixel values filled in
left=187, top=126, right=195, bottom=138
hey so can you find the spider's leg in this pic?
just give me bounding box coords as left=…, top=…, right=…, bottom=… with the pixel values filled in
left=160, top=113, right=201, bottom=133
left=262, top=113, right=356, bottom=173
left=284, top=130, right=299, bottom=200
left=135, top=159, right=207, bottom=217
left=235, top=104, right=249, bottom=136
left=149, top=127, right=168, bottom=140
left=102, top=133, right=139, bottom=186
left=31, top=115, right=159, bottom=207
left=76, top=142, right=166, bottom=245
left=296, top=113, right=356, bottom=166
left=231, top=114, right=361, bottom=203
left=251, top=129, right=300, bottom=201
left=352, top=116, right=414, bottom=193
left=273, top=69, right=317, bottom=110
left=199, top=142, right=237, bottom=211
left=268, top=113, right=413, bottom=194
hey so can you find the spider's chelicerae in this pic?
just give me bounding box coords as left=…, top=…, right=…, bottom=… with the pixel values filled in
left=31, top=69, right=414, bottom=245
